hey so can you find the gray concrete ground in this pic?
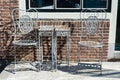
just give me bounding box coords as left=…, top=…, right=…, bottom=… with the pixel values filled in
left=0, top=62, right=120, bottom=80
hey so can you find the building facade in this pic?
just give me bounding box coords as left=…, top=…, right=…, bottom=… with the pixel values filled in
left=0, top=0, right=119, bottom=61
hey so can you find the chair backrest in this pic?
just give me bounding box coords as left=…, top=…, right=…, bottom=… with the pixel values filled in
left=85, top=16, right=98, bottom=35
left=80, top=9, right=106, bottom=42
left=18, top=15, right=33, bottom=34
left=12, top=8, right=38, bottom=35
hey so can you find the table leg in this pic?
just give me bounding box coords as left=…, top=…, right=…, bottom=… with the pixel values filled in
left=38, top=34, right=43, bottom=71
left=52, top=29, right=57, bottom=71
left=52, top=34, right=54, bottom=70
left=66, top=35, right=70, bottom=67
left=54, top=34, right=57, bottom=71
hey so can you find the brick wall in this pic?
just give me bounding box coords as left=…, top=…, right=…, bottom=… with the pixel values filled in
left=37, top=20, right=109, bottom=62
left=0, top=0, right=110, bottom=62
left=0, top=0, right=18, bottom=60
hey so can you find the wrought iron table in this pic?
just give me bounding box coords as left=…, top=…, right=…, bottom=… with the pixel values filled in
left=38, top=25, right=70, bottom=71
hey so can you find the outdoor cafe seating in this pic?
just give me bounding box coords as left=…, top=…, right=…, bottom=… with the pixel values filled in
left=11, top=8, right=71, bottom=73
left=10, top=8, right=107, bottom=74
left=11, top=8, right=41, bottom=73
left=77, top=9, right=107, bottom=75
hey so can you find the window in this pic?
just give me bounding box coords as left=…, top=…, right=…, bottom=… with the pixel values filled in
left=115, top=0, right=120, bottom=50
left=56, top=0, right=81, bottom=9
left=26, top=0, right=112, bottom=12
left=83, top=0, right=108, bottom=9
left=29, top=0, right=54, bottom=9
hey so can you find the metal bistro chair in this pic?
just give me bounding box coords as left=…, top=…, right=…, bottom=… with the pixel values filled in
left=78, top=9, right=106, bottom=74
left=11, top=8, right=41, bottom=73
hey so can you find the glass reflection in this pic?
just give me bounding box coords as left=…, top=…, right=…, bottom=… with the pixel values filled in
left=57, top=0, right=80, bottom=9
left=83, top=0, right=107, bottom=8
left=30, top=0, right=54, bottom=9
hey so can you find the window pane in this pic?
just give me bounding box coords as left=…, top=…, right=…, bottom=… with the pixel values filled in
left=115, top=0, right=120, bottom=50
left=30, top=0, right=54, bottom=9
left=25, top=0, right=111, bottom=12
left=83, top=0, right=107, bottom=8
left=56, top=0, right=81, bottom=9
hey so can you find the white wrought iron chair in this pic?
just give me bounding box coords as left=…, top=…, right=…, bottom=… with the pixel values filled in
left=78, top=9, right=106, bottom=74
left=11, top=8, right=41, bottom=73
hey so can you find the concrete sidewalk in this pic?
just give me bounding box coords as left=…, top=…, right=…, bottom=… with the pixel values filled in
left=0, top=62, right=120, bottom=80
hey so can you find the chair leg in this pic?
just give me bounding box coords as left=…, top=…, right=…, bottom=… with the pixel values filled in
left=33, top=45, right=41, bottom=71
left=13, top=45, right=16, bottom=74
left=99, top=47, right=103, bottom=75
left=78, top=46, right=81, bottom=63
left=37, top=45, right=42, bottom=71
left=77, top=46, right=103, bottom=75
left=77, top=46, right=82, bottom=72
left=38, top=35, right=43, bottom=71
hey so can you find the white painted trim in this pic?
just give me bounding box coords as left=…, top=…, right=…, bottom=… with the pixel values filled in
left=114, top=51, right=120, bottom=58
left=19, top=0, right=26, bottom=11
left=108, top=0, right=119, bottom=59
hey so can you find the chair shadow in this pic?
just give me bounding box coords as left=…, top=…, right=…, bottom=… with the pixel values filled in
left=0, top=59, right=11, bottom=73
left=57, top=65, right=120, bottom=79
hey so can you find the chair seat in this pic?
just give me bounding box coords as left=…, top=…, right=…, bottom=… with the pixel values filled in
left=79, top=41, right=104, bottom=48
left=12, top=40, right=37, bottom=46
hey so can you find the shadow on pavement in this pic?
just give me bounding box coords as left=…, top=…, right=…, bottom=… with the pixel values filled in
left=0, top=59, right=11, bottom=73
left=58, top=65, right=120, bottom=79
